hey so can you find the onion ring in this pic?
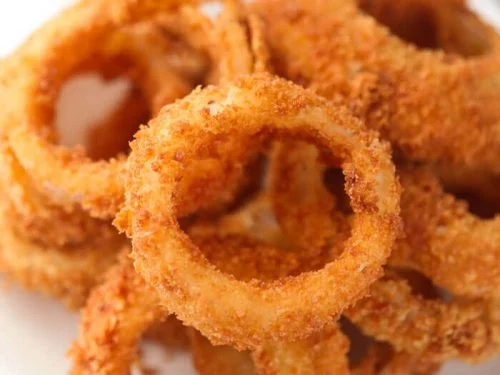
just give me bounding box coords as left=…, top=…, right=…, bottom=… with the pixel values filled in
left=68, top=251, right=166, bottom=375
left=4, top=0, right=263, bottom=219
left=252, top=0, right=500, bottom=172
left=70, top=233, right=303, bottom=374
left=0, top=142, right=118, bottom=248
left=0, top=202, right=123, bottom=310
left=270, top=143, right=500, bottom=298
left=268, top=143, right=500, bottom=360
left=119, top=73, right=400, bottom=348
left=345, top=272, right=500, bottom=362
left=389, top=167, right=500, bottom=298
left=0, top=22, right=197, bottom=247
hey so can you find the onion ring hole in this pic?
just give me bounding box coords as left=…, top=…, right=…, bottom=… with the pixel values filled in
left=56, top=74, right=150, bottom=161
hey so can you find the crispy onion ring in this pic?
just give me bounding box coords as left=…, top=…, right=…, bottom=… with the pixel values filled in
left=252, top=0, right=500, bottom=172
left=119, top=73, right=400, bottom=348
left=0, top=22, right=198, bottom=247
left=268, top=143, right=500, bottom=360
left=346, top=273, right=500, bottom=362
left=270, top=143, right=500, bottom=298
left=4, top=0, right=263, bottom=219
left=0, top=202, right=123, bottom=310
left=0, top=142, right=118, bottom=248
left=389, top=167, right=500, bottom=298
left=70, top=233, right=303, bottom=374
left=68, top=251, right=166, bottom=375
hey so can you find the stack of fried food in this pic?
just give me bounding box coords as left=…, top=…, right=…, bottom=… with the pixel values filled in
left=0, top=0, right=499, bottom=373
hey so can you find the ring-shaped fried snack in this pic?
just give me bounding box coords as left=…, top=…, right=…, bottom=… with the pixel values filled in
left=0, top=22, right=199, bottom=246
left=70, top=233, right=304, bottom=374
left=346, top=272, right=500, bottom=362
left=3, top=0, right=263, bottom=219
left=252, top=0, right=500, bottom=172
left=268, top=143, right=500, bottom=360
left=118, top=73, right=400, bottom=349
left=270, top=143, right=500, bottom=298
left=0, top=204, right=123, bottom=310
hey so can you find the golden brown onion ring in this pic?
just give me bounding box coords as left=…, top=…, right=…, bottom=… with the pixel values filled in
left=68, top=251, right=166, bottom=375
left=268, top=143, right=500, bottom=360
left=346, top=273, right=500, bottom=362
left=0, top=203, right=123, bottom=310
left=389, top=167, right=500, bottom=298
left=0, top=142, right=118, bottom=248
left=4, top=0, right=263, bottom=219
left=0, top=23, right=197, bottom=247
left=118, top=73, right=400, bottom=349
left=252, top=0, right=500, bottom=172
left=270, top=143, right=500, bottom=298
left=70, top=233, right=302, bottom=374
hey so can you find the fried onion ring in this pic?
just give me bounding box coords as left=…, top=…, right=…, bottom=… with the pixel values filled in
left=268, top=143, right=500, bottom=360
left=389, top=167, right=500, bottom=298
left=0, top=203, right=123, bottom=310
left=252, top=0, right=500, bottom=172
left=0, top=142, right=118, bottom=248
left=3, top=0, right=263, bottom=219
left=346, top=272, right=500, bottom=362
left=70, top=233, right=302, bottom=374
left=0, top=22, right=197, bottom=247
left=270, top=143, right=500, bottom=298
left=118, top=73, right=400, bottom=348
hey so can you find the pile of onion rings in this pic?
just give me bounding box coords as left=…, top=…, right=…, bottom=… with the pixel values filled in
left=0, top=0, right=498, bottom=374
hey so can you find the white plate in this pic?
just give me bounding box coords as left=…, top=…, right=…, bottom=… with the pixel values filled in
left=0, top=1, right=499, bottom=374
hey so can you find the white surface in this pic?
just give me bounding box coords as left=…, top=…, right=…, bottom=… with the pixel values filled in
left=0, top=1, right=499, bottom=374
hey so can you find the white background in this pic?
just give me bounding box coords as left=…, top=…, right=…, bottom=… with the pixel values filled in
left=0, top=1, right=499, bottom=374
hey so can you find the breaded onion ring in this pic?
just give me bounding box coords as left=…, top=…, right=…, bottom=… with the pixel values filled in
left=389, top=167, right=500, bottom=298
left=3, top=0, right=263, bottom=219
left=252, top=0, right=500, bottom=172
left=346, top=272, right=500, bottom=362
left=0, top=23, right=197, bottom=247
left=268, top=143, right=500, bottom=360
left=0, top=203, right=123, bottom=310
left=118, top=73, right=400, bottom=348
left=0, top=142, right=118, bottom=248
left=270, top=143, right=500, bottom=298
left=68, top=251, right=166, bottom=375
left=70, top=233, right=303, bottom=374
